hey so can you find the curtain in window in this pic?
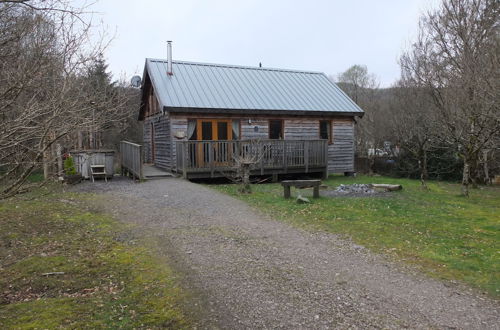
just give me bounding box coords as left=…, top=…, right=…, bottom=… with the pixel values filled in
left=232, top=120, right=240, bottom=140
left=187, top=120, right=196, bottom=140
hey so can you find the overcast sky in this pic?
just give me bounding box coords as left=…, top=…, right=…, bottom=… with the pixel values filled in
left=85, top=0, right=441, bottom=87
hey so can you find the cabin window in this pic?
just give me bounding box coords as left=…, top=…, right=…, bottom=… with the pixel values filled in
left=319, top=120, right=332, bottom=143
left=269, top=120, right=283, bottom=139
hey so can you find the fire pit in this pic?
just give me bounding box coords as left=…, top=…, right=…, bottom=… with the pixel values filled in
left=322, top=183, right=398, bottom=197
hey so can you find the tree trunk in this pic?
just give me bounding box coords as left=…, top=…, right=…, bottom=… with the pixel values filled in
left=56, top=143, right=63, bottom=176
left=483, top=149, right=490, bottom=184
left=77, top=130, right=83, bottom=149
left=419, top=149, right=428, bottom=189
left=89, top=130, right=93, bottom=149
left=470, top=157, right=478, bottom=189
left=43, top=149, right=50, bottom=179
left=461, top=158, right=470, bottom=197
left=368, top=155, right=375, bottom=176
left=239, top=164, right=252, bottom=194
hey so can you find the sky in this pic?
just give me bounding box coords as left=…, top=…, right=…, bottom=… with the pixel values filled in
left=83, top=0, right=441, bottom=87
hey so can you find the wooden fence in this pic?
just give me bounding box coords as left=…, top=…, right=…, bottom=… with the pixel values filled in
left=176, top=139, right=327, bottom=178
left=120, top=141, right=143, bottom=180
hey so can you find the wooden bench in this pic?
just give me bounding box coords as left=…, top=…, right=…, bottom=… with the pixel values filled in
left=281, top=180, right=321, bottom=199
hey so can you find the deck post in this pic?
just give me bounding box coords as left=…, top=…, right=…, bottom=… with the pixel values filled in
left=182, top=142, right=187, bottom=179
left=139, top=145, right=144, bottom=180
left=304, top=140, right=309, bottom=173
left=324, top=140, right=329, bottom=177
left=283, top=140, right=287, bottom=173
left=260, top=142, right=264, bottom=175
left=209, top=141, right=215, bottom=178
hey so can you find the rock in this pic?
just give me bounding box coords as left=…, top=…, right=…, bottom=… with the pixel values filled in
left=296, top=195, right=310, bottom=204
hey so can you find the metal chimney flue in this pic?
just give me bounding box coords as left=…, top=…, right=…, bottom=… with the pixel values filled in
left=167, top=40, right=173, bottom=75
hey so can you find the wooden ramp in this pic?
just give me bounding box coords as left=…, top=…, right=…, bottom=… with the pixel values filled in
left=143, top=164, right=174, bottom=180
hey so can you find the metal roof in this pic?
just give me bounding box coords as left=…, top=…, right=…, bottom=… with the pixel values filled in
left=144, top=58, right=364, bottom=115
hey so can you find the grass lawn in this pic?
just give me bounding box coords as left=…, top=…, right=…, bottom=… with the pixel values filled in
left=0, top=186, right=191, bottom=328
left=211, top=176, right=500, bottom=297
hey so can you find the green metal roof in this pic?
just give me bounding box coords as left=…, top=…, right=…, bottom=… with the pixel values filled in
left=144, top=58, right=364, bottom=115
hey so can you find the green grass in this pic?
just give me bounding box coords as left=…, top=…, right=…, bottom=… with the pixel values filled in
left=211, top=176, right=500, bottom=297
left=0, top=187, right=191, bottom=329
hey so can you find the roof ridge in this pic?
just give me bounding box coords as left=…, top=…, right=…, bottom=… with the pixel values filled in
left=146, top=58, right=323, bottom=74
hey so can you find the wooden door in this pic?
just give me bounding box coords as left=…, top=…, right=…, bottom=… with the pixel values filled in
left=196, top=119, right=233, bottom=167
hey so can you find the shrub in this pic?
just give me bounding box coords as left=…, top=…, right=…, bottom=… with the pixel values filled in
left=64, top=156, right=77, bottom=175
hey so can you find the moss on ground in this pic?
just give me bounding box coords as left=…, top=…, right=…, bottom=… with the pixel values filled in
left=211, top=176, right=500, bottom=297
left=0, top=187, right=191, bottom=328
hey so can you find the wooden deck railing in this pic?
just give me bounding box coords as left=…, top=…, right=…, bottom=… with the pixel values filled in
left=120, top=141, right=143, bottom=179
left=176, top=139, right=328, bottom=178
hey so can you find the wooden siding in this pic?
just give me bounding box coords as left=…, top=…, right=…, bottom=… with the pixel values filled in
left=165, top=114, right=355, bottom=174
left=170, top=117, right=188, bottom=170
left=241, top=119, right=269, bottom=139
left=143, top=115, right=171, bottom=170
left=143, top=119, right=152, bottom=162
left=328, top=121, right=355, bottom=173
left=284, top=119, right=319, bottom=139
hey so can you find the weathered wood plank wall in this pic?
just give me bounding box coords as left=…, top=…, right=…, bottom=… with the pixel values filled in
left=167, top=115, right=355, bottom=174
left=143, top=119, right=152, bottom=162
left=142, top=84, right=172, bottom=170
left=329, top=121, right=355, bottom=173
left=170, top=117, right=188, bottom=170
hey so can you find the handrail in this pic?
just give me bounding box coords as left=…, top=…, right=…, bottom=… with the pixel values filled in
left=120, top=141, right=143, bottom=180
left=175, top=139, right=327, bottom=176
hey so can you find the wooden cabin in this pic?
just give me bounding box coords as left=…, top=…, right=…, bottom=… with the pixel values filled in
left=138, top=51, right=364, bottom=179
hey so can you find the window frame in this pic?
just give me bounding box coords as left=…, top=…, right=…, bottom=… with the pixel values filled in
left=319, top=120, right=332, bottom=144
left=268, top=119, right=284, bottom=139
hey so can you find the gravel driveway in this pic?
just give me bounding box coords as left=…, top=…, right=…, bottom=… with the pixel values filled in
left=73, top=178, right=499, bottom=329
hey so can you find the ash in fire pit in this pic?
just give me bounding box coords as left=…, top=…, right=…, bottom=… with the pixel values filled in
left=335, top=184, right=375, bottom=194
left=323, top=183, right=389, bottom=198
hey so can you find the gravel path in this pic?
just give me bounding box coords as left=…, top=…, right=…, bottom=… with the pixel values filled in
left=73, top=178, right=499, bottom=329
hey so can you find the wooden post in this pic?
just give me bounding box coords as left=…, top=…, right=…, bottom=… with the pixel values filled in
left=324, top=140, right=329, bottom=178
left=182, top=142, right=188, bottom=179
left=260, top=142, right=264, bottom=175
left=284, top=185, right=291, bottom=198
left=209, top=141, right=214, bottom=178
left=304, top=140, right=309, bottom=173
left=313, top=185, right=319, bottom=198
left=139, top=144, right=143, bottom=180
left=283, top=140, right=287, bottom=173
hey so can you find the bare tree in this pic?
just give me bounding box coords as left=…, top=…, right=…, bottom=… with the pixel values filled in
left=390, top=81, right=439, bottom=188
left=336, top=65, right=381, bottom=174
left=216, top=139, right=267, bottom=193
left=0, top=0, right=130, bottom=198
left=400, top=0, right=500, bottom=196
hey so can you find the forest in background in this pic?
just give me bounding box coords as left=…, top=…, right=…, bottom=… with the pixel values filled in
left=0, top=0, right=498, bottom=198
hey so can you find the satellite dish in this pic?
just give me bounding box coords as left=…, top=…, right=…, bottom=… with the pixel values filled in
left=130, top=75, right=141, bottom=88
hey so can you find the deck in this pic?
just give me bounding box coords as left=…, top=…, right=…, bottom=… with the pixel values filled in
left=143, top=164, right=173, bottom=179
left=175, top=139, right=328, bottom=179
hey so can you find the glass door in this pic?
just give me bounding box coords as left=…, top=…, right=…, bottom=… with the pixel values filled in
left=195, top=119, right=233, bottom=167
